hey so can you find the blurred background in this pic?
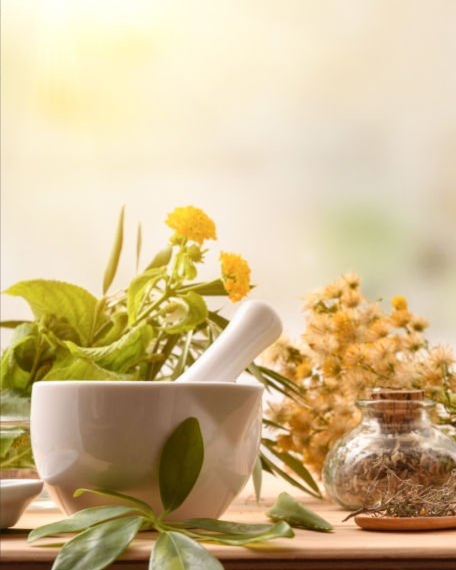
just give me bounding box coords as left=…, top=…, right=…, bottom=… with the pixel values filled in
left=2, top=0, right=456, bottom=347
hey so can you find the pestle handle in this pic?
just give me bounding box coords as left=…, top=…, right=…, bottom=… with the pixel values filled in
left=178, top=300, right=283, bottom=383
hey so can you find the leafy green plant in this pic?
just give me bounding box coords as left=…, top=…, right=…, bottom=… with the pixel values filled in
left=1, top=206, right=320, bottom=497
left=28, top=417, right=331, bottom=570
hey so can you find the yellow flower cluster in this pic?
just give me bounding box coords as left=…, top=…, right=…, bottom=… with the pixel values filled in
left=265, top=272, right=456, bottom=475
left=219, top=252, right=251, bottom=302
left=166, top=206, right=217, bottom=245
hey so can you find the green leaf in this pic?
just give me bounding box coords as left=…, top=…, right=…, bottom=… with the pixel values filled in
left=176, top=521, right=294, bottom=546
left=4, top=280, right=98, bottom=346
left=102, top=206, right=125, bottom=295
left=171, top=331, right=193, bottom=380
left=266, top=492, right=333, bottom=532
left=150, top=531, right=223, bottom=570
left=64, top=324, right=154, bottom=373
left=159, top=417, right=204, bottom=514
left=260, top=453, right=321, bottom=499
left=247, top=363, right=268, bottom=388
left=146, top=245, right=173, bottom=270
left=51, top=515, right=143, bottom=570
left=262, top=439, right=321, bottom=495
left=172, top=518, right=276, bottom=536
left=28, top=505, right=140, bottom=542
left=177, top=280, right=228, bottom=297
left=136, top=223, right=142, bottom=272
left=13, top=336, right=37, bottom=372
left=147, top=334, right=179, bottom=380
left=74, top=488, right=155, bottom=517
left=127, top=269, right=165, bottom=325
left=252, top=455, right=262, bottom=503
left=43, top=357, right=126, bottom=381
left=0, top=320, right=33, bottom=328
left=93, top=311, right=128, bottom=346
left=1, top=346, right=30, bottom=391
left=163, top=293, right=208, bottom=335
left=257, top=366, right=305, bottom=399
left=207, top=311, right=228, bottom=330
left=262, top=418, right=291, bottom=432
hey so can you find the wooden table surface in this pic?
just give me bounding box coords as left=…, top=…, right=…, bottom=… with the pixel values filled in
left=1, top=475, right=455, bottom=570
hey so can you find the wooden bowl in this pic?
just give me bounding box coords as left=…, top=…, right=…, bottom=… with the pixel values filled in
left=355, top=514, right=456, bottom=531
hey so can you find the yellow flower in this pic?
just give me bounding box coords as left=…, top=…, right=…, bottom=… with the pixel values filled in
left=332, top=311, right=356, bottom=345
left=390, top=309, right=412, bottom=328
left=391, top=296, right=408, bottom=311
left=166, top=206, right=217, bottom=245
left=220, top=252, right=251, bottom=302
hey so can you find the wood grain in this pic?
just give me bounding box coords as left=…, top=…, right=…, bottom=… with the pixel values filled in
left=1, top=475, right=455, bottom=570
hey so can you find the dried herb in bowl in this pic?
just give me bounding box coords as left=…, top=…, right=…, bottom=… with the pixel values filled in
left=344, top=467, right=456, bottom=520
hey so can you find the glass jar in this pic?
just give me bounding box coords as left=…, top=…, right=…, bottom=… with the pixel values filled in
left=0, top=393, right=35, bottom=478
left=322, top=389, right=456, bottom=510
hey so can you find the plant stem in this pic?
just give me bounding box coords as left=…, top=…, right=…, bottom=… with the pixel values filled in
left=133, top=293, right=168, bottom=328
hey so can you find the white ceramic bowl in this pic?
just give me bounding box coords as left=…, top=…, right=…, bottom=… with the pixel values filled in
left=31, top=381, right=263, bottom=519
left=1, top=479, right=44, bottom=529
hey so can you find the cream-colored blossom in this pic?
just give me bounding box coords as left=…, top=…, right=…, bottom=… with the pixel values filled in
left=269, top=274, right=455, bottom=477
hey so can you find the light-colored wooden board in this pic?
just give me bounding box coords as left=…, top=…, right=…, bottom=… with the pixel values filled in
left=1, top=474, right=455, bottom=569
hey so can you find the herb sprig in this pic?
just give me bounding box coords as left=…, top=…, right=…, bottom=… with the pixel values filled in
left=28, top=417, right=332, bottom=570
left=1, top=206, right=321, bottom=498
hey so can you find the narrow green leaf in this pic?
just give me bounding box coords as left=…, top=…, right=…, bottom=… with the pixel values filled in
left=177, top=521, right=294, bottom=546
left=171, top=518, right=275, bottom=536
left=258, top=366, right=306, bottom=398
left=262, top=439, right=321, bottom=495
left=28, top=505, right=139, bottom=542
left=147, top=334, right=179, bottom=380
left=150, top=531, right=223, bottom=570
left=260, top=453, right=321, bottom=499
left=146, top=245, right=173, bottom=270
left=259, top=452, right=274, bottom=474
left=136, top=223, right=142, bottom=273
left=102, top=206, right=125, bottom=295
left=51, top=515, right=143, bottom=570
left=4, top=280, right=98, bottom=346
left=0, top=320, right=33, bottom=328
left=207, top=311, right=229, bottom=330
left=266, top=492, right=333, bottom=532
left=262, top=418, right=291, bottom=432
left=159, top=417, right=204, bottom=513
left=171, top=331, right=193, bottom=380
left=74, top=488, right=155, bottom=517
left=252, top=455, right=263, bottom=502
left=246, top=363, right=267, bottom=387
left=177, top=280, right=228, bottom=297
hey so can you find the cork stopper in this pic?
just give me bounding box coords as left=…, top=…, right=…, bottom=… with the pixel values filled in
left=365, top=390, right=428, bottom=432
left=371, top=389, right=425, bottom=401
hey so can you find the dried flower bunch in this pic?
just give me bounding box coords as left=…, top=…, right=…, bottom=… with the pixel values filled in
left=266, top=272, right=456, bottom=475
left=345, top=466, right=456, bottom=520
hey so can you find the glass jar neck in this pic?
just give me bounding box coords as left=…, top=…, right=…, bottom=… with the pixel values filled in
left=357, top=400, right=434, bottom=433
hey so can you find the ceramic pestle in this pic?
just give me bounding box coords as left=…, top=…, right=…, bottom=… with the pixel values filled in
left=177, top=300, right=282, bottom=383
